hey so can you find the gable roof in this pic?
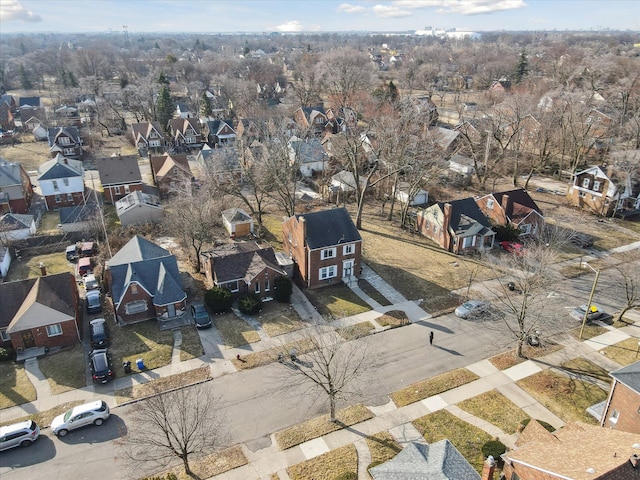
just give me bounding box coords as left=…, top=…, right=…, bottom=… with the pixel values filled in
left=47, top=126, right=81, bottom=146
left=95, top=153, right=142, bottom=186
left=369, top=440, right=480, bottom=480
left=205, top=119, right=236, bottom=136
left=131, top=121, right=164, bottom=142
left=610, top=360, right=640, bottom=394
left=489, top=189, right=543, bottom=219
left=169, top=117, right=200, bottom=136
left=150, top=153, right=191, bottom=181
left=222, top=207, right=252, bottom=224
left=206, top=243, right=285, bottom=284
left=290, top=137, right=327, bottom=163
left=19, top=96, right=40, bottom=108
left=115, top=191, right=162, bottom=216
left=438, top=198, right=492, bottom=235
left=108, top=235, right=171, bottom=267
left=294, top=207, right=361, bottom=250
left=0, top=213, right=35, bottom=230
left=0, top=161, right=23, bottom=187
left=38, top=154, right=83, bottom=180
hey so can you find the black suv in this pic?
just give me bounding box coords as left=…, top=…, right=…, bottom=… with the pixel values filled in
left=90, top=318, right=109, bottom=348
left=89, top=349, right=114, bottom=384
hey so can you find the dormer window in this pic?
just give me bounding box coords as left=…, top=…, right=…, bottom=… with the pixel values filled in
left=59, top=136, right=71, bottom=145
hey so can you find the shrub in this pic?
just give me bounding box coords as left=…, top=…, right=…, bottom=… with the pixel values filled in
left=238, top=293, right=261, bottom=315
left=273, top=275, right=293, bottom=303
left=0, top=347, right=14, bottom=362
left=204, top=287, right=233, bottom=313
left=482, top=440, right=507, bottom=460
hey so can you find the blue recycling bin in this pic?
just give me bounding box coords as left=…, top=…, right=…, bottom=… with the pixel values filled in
left=136, top=358, right=145, bottom=370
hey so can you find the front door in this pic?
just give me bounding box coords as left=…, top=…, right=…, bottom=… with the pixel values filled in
left=21, top=330, right=35, bottom=349
left=343, top=259, right=354, bottom=279
left=167, top=303, right=176, bottom=318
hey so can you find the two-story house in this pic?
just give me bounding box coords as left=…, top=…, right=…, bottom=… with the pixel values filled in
left=282, top=207, right=362, bottom=289
left=37, top=154, right=84, bottom=211
left=600, top=360, right=640, bottom=434
left=95, top=153, right=143, bottom=204
left=168, top=117, right=203, bottom=150
left=203, top=119, right=236, bottom=146
left=567, top=165, right=633, bottom=217
left=289, top=136, right=328, bottom=178
left=150, top=153, right=193, bottom=196
left=0, top=160, right=33, bottom=214
left=47, top=126, right=82, bottom=160
left=130, top=121, right=166, bottom=154
left=475, top=189, right=544, bottom=237
left=293, top=106, right=329, bottom=137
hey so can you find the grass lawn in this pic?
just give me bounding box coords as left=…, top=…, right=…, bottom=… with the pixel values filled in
left=109, top=319, right=175, bottom=375
left=358, top=278, right=392, bottom=306
left=179, top=325, right=204, bottom=362
left=517, top=370, right=608, bottom=424
left=413, top=409, right=492, bottom=473
left=601, top=337, right=640, bottom=366
left=115, top=366, right=211, bottom=404
left=38, top=344, right=86, bottom=394
left=232, top=338, right=315, bottom=370
left=260, top=213, right=285, bottom=251
left=213, top=312, right=261, bottom=348
left=458, top=389, right=529, bottom=435
left=159, top=445, right=248, bottom=480
left=287, top=444, right=357, bottom=480
left=390, top=368, right=479, bottom=407
left=559, top=358, right=611, bottom=383
left=0, top=363, right=36, bottom=409
left=336, top=321, right=376, bottom=340
left=275, top=404, right=373, bottom=450
left=255, top=301, right=306, bottom=337
left=366, top=431, right=403, bottom=470
left=38, top=211, right=63, bottom=234
left=376, top=310, right=410, bottom=328
left=488, top=342, right=563, bottom=370
left=1, top=400, right=85, bottom=429
left=0, top=139, right=51, bottom=171
left=569, top=324, right=608, bottom=340
left=304, top=283, right=371, bottom=319
left=6, top=251, right=74, bottom=281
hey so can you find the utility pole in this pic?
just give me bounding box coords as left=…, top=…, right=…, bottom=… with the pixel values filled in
left=123, top=25, right=130, bottom=48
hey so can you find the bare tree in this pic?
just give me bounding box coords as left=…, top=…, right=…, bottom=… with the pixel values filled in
left=612, top=261, right=640, bottom=324
left=121, top=383, right=228, bottom=479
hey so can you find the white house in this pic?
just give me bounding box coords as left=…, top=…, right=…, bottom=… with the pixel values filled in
left=0, top=213, right=37, bottom=241
left=289, top=136, right=327, bottom=177
left=0, top=246, right=10, bottom=279
left=116, top=191, right=164, bottom=227
left=37, top=154, right=85, bottom=211
left=393, top=183, right=428, bottom=206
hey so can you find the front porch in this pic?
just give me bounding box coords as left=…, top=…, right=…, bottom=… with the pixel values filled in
left=16, top=346, right=46, bottom=362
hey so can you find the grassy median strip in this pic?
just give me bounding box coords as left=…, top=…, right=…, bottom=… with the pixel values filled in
left=569, top=324, right=608, bottom=340
left=275, top=404, right=373, bottom=450
left=38, top=343, right=86, bottom=394
left=413, top=409, right=492, bottom=473
left=163, top=445, right=248, bottom=480
left=287, top=444, right=357, bottom=480
left=601, top=337, right=640, bottom=366
left=116, top=366, right=211, bottom=404
left=366, top=431, right=402, bottom=470
left=376, top=310, right=410, bottom=328
left=489, top=342, right=563, bottom=370
left=337, top=321, right=376, bottom=340
left=232, top=338, right=315, bottom=370
left=458, top=389, right=529, bottom=435
left=0, top=364, right=37, bottom=409
left=213, top=312, right=261, bottom=348
left=559, top=358, right=611, bottom=383
left=390, top=368, right=479, bottom=407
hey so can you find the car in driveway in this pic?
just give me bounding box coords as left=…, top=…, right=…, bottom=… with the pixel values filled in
left=499, top=241, right=526, bottom=255
left=191, top=302, right=212, bottom=329
left=0, top=420, right=40, bottom=451
left=86, top=290, right=102, bottom=314
left=83, top=273, right=99, bottom=290
left=89, top=318, right=108, bottom=347
left=51, top=400, right=110, bottom=437
left=89, top=348, right=114, bottom=384
left=570, top=304, right=604, bottom=322
left=455, top=300, right=490, bottom=319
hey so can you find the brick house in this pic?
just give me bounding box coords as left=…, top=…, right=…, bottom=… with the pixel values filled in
left=0, top=103, right=15, bottom=131
left=105, top=235, right=186, bottom=325
left=95, top=153, right=143, bottom=204
left=282, top=207, right=362, bottom=289
left=47, top=126, right=83, bottom=159
left=150, top=153, right=193, bottom=196
left=168, top=117, right=203, bottom=150
left=293, top=106, right=329, bottom=137
left=416, top=198, right=495, bottom=254
left=37, top=154, right=85, bottom=211
left=203, top=119, right=236, bottom=146
left=201, top=242, right=286, bottom=298
left=0, top=272, right=81, bottom=353
left=502, top=420, right=640, bottom=479
left=475, top=189, right=544, bottom=237
left=600, top=361, right=640, bottom=434
left=130, top=121, right=166, bottom=153
left=0, top=160, right=34, bottom=214
left=567, top=166, right=633, bottom=217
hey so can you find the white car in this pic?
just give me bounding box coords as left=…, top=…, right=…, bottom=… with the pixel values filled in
left=455, top=300, right=490, bottom=319
left=51, top=400, right=110, bottom=437
left=83, top=274, right=99, bottom=290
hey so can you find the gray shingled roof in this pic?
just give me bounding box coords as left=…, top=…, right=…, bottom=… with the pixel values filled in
left=0, top=213, right=34, bottom=229
left=290, top=137, right=326, bottom=164
left=436, top=198, right=492, bottom=235
left=59, top=204, right=98, bottom=224
left=108, top=235, right=171, bottom=267
left=610, top=360, right=640, bottom=394
left=95, top=154, right=142, bottom=186
left=207, top=243, right=285, bottom=284
left=0, top=161, right=22, bottom=187
left=296, top=207, right=361, bottom=250
left=38, top=154, right=83, bottom=180
left=369, top=440, right=481, bottom=480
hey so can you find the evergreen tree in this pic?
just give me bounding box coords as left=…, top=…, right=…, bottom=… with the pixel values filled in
left=388, top=80, right=399, bottom=103
left=120, top=73, right=129, bottom=89
left=515, top=49, right=529, bottom=84
left=68, top=71, right=78, bottom=88
left=19, top=64, right=32, bottom=90
left=199, top=91, right=212, bottom=117
left=155, top=84, right=174, bottom=132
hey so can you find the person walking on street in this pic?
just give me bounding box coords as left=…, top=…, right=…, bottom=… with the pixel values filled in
left=429, top=331, right=434, bottom=346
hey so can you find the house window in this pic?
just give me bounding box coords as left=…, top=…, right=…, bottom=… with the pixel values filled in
left=321, top=248, right=336, bottom=260
left=609, top=410, right=620, bottom=425
left=149, top=140, right=161, bottom=147
left=131, top=284, right=138, bottom=294
left=125, top=300, right=148, bottom=315
left=0, top=328, right=9, bottom=342
left=343, top=244, right=354, bottom=255
left=487, top=199, right=494, bottom=209
left=582, top=178, right=590, bottom=188
left=54, top=195, right=61, bottom=203
left=222, top=280, right=239, bottom=292
left=520, top=224, right=532, bottom=235
left=264, top=278, right=270, bottom=292
left=64, top=148, right=75, bottom=156
left=66, top=194, right=73, bottom=201
left=319, top=265, right=337, bottom=280
left=46, top=324, right=63, bottom=337
left=63, top=178, right=69, bottom=187
left=114, top=186, right=122, bottom=195
left=593, top=181, right=600, bottom=191
left=186, top=136, right=195, bottom=143
left=52, top=180, right=59, bottom=191
left=579, top=191, right=586, bottom=198
left=124, top=185, right=131, bottom=194
left=255, top=282, right=260, bottom=294
left=59, top=136, right=70, bottom=145
left=462, top=236, right=474, bottom=248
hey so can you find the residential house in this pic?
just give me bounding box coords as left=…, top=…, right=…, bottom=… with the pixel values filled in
left=196, top=145, right=242, bottom=184
left=329, top=170, right=365, bottom=202
left=489, top=78, right=511, bottom=94
left=293, top=106, right=328, bottom=137
left=0, top=213, right=36, bottom=241
left=130, top=121, right=166, bottom=154
left=502, top=420, right=640, bottom=480
left=203, top=119, right=236, bottom=146
left=416, top=198, right=495, bottom=254
left=475, top=189, right=544, bottom=237
left=282, top=207, right=362, bottom=289
left=393, top=182, right=428, bottom=206
left=47, top=126, right=82, bottom=159
left=0, top=94, right=17, bottom=111
left=53, top=105, right=81, bottom=127
left=447, top=153, right=476, bottom=186
left=0, top=272, right=81, bottom=353
left=0, top=103, right=15, bottom=131
left=201, top=242, right=286, bottom=298
left=289, top=136, right=328, bottom=177
left=150, top=153, right=193, bottom=196
left=105, top=235, right=186, bottom=325
left=20, top=107, right=46, bottom=131
left=600, top=361, right=640, bottom=434
left=174, top=101, right=194, bottom=119
left=33, top=124, right=48, bottom=142
left=567, top=166, right=633, bottom=217
left=115, top=191, right=163, bottom=227
left=58, top=203, right=98, bottom=233
left=584, top=108, right=614, bottom=158
left=95, top=153, right=143, bottom=204
left=0, top=160, right=34, bottom=214
left=168, top=117, right=203, bottom=150
left=369, top=440, right=481, bottom=480
left=38, top=154, right=84, bottom=211
left=221, top=207, right=254, bottom=239
left=326, top=107, right=358, bottom=131
left=19, top=97, right=40, bottom=109
left=426, top=126, right=461, bottom=156
left=235, top=117, right=266, bottom=143
left=0, top=246, right=10, bottom=279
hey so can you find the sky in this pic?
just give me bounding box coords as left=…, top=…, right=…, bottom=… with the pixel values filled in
left=0, top=0, right=638, bottom=34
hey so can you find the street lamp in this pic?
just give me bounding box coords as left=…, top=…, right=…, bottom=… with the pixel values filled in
left=579, top=262, right=600, bottom=340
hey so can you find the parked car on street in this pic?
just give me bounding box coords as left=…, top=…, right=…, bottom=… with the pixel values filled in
left=89, top=318, right=108, bottom=347
left=89, top=348, right=114, bottom=384
left=0, top=420, right=40, bottom=451
left=51, top=400, right=110, bottom=437
left=86, top=290, right=102, bottom=314
left=455, top=300, right=490, bottom=319
left=191, top=302, right=212, bottom=329
left=570, top=304, right=604, bottom=322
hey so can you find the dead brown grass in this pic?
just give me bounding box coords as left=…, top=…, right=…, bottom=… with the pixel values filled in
left=38, top=344, right=86, bottom=394
left=159, top=445, right=248, bottom=480
left=601, top=337, right=640, bottom=366
left=390, top=368, right=479, bottom=407
left=255, top=301, right=306, bottom=337
left=304, top=283, right=371, bottom=318
left=232, top=338, right=315, bottom=370
left=115, top=366, right=211, bottom=404
left=336, top=321, right=376, bottom=340
left=0, top=363, right=36, bottom=409
left=489, top=342, right=563, bottom=370
left=6, top=251, right=75, bottom=282
left=366, top=431, right=403, bottom=470
left=458, top=389, right=529, bottom=434
left=213, top=312, right=261, bottom=348
left=376, top=310, right=410, bottom=328
left=287, top=444, right=357, bottom=480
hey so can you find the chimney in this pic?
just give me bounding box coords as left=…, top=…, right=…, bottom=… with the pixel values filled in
left=630, top=454, right=640, bottom=468
left=501, top=193, right=511, bottom=214
left=39, top=262, right=47, bottom=276
left=443, top=203, right=453, bottom=251
left=481, top=456, right=496, bottom=480
left=63, top=157, right=68, bottom=164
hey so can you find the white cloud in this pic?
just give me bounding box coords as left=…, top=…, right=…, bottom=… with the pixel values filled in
left=393, top=0, right=527, bottom=15
left=0, top=0, right=42, bottom=22
left=337, top=3, right=367, bottom=14
left=276, top=20, right=304, bottom=32
left=373, top=4, right=413, bottom=18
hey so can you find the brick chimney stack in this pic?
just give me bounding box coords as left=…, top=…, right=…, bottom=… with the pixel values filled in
left=39, top=262, right=47, bottom=276
left=443, top=203, right=453, bottom=251
left=481, top=455, right=496, bottom=480
left=630, top=453, right=640, bottom=468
